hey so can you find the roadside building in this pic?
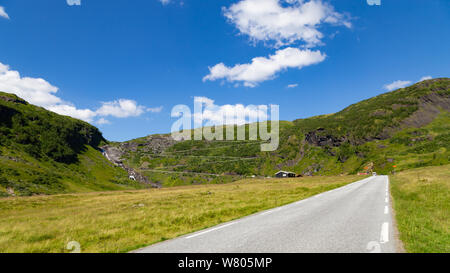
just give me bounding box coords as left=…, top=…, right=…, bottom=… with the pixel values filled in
left=275, top=171, right=297, bottom=178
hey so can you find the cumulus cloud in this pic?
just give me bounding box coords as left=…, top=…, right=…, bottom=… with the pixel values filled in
left=0, top=63, right=61, bottom=107
left=383, top=80, right=412, bottom=91
left=0, top=6, right=9, bottom=19
left=287, top=83, right=298, bottom=88
left=224, top=0, right=351, bottom=48
left=203, top=47, right=325, bottom=87
left=0, top=62, right=159, bottom=123
left=96, top=118, right=111, bottom=125
left=96, top=99, right=148, bottom=118
left=193, top=96, right=268, bottom=126
left=47, top=104, right=97, bottom=122
left=66, top=0, right=81, bottom=6
left=419, top=76, right=432, bottom=82
left=159, top=0, right=171, bottom=5
left=383, top=76, right=434, bottom=91
left=204, top=0, right=350, bottom=87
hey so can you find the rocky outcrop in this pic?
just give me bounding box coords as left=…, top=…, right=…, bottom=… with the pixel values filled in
left=101, top=135, right=178, bottom=188
left=379, top=91, right=450, bottom=139
left=101, top=145, right=161, bottom=188
left=101, top=146, right=123, bottom=166
left=121, top=135, right=177, bottom=154
left=101, top=135, right=177, bottom=164
left=123, top=166, right=161, bottom=188
left=401, top=92, right=450, bottom=128
left=305, top=128, right=346, bottom=147
left=0, top=94, right=27, bottom=105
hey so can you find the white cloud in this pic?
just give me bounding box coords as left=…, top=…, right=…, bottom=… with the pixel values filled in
left=96, top=118, right=111, bottom=125
left=0, top=63, right=61, bottom=107
left=419, top=76, right=432, bottom=82
left=224, top=0, right=351, bottom=48
left=0, top=62, right=158, bottom=123
left=383, top=76, right=434, bottom=91
left=96, top=99, right=148, bottom=118
left=47, top=104, right=97, bottom=122
left=66, top=0, right=81, bottom=6
left=0, top=6, right=9, bottom=19
left=203, top=47, right=325, bottom=87
left=194, top=96, right=215, bottom=106
left=148, top=106, right=164, bottom=113
left=287, top=83, right=298, bottom=88
left=159, top=0, right=171, bottom=5
left=193, top=96, right=268, bottom=126
left=203, top=0, right=350, bottom=87
left=383, top=80, right=412, bottom=91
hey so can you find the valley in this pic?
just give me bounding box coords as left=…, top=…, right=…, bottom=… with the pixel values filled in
left=1, top=78, right=449, bottom=196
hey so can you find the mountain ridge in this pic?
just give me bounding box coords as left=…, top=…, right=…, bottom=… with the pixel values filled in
left=109, top=78, right=450, bottom=186
left=1, top=78, right=449, bottom=195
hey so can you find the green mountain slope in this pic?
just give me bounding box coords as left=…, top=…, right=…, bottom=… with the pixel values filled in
left=0, top=92, right=145, bottom=197
left=111, top=78, right=450, bottom=186
left=1, top=78, right=448, bottom=194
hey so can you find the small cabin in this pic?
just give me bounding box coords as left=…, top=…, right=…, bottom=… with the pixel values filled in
left=275, top=171, right=297, bottom=178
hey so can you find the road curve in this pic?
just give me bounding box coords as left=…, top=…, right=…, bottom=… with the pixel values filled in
left=134, top=176, right=397, bottom=253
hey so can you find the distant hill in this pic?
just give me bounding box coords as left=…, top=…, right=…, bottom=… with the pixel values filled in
left=1, top=78, right=449, bottom=194
left=108, top=78, right=450, bottom=187
left=0, top=92, right=146, bottom=197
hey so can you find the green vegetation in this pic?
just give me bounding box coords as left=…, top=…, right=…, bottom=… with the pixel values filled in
left=0, top=174, right=359, bottom=253
left=118, top=78, right=450, bottom=182
left=390, top=164, right=450, bottom=253
left=0, top=80, right=448, bottom=253
left=0, top=92, right=104, bottom=163
left=0, top=144, right=145, bottom=196
left=1, top=78, right=449, bottom=194
left=0, top=92, right=146, bottom=196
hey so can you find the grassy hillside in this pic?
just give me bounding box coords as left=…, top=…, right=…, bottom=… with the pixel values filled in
left=113, top=78, right=450, bottom=186
left=1, top=78, right=448, bottom=193
left=0, top=174, right=360, bottom=253
left=0, top=92, right=146, bottom=196
left=390, top=164, right=449, bottom=253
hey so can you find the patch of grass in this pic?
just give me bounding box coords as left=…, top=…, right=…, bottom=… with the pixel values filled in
left=390, top=164, right=450, bottom=253
left=0, top=145, right=146, bottom=196
left=0, top=175, right=360, bottom=253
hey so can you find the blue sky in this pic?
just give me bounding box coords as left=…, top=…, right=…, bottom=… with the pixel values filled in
left=0, top=0, right=449, bottom=141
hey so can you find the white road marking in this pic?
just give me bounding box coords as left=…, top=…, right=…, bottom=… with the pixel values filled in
left=384, top=206, right=389, bottom=214
left=186, top=223, right=235, bottom=239
left=385, top=197, right=388, bottom=203
left=380, top=222, right=389, bottom=244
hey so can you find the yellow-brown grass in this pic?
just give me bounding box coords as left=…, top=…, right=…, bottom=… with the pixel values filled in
left=0, top=175, right=360, bottom=253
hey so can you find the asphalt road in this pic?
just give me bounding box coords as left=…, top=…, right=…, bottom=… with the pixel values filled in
left=134, top=176, right=397, bottom=253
